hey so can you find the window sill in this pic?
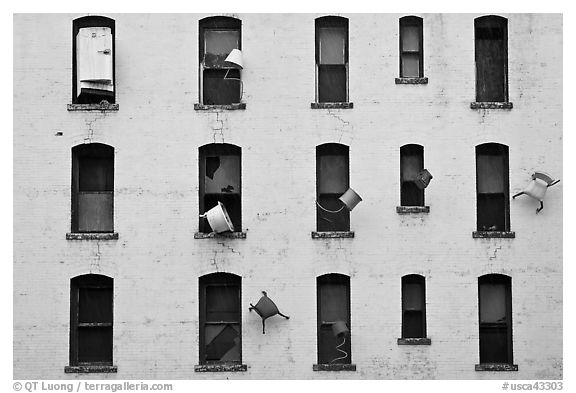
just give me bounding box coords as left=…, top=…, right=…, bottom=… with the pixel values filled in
left=66, top=233, right=119, bottom=240
left=65, top=365, right=117, bottom=373
left=396, top=206, right=430, bottom=214
left=67, top=103, right=119, bottom=111
left=311, top=231, right=354, bottom=239
left=395, top=77, right=428, bottom=84
left=475, top=363, right=518, bottom=372
left=194, top=103, right=246, bottom=110
left=194, top=364, right=247, bottom=372
left=397, top=338, right=431, bottom=345
left=472, top=231, right=515, bottom=239
left=194, top=232, right=247, bottom=239
left=311, top=102, right=354, bottom=109
left=313, top=364, right=356, bottom=372
left=470, top=102, right=513, bottom=110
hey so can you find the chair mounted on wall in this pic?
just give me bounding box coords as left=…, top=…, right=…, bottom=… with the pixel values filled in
left=512, top=172, right=560, bottom=214
left=249, top=291, right=290, bottom=334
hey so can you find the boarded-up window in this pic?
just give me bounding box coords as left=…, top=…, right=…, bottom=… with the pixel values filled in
left=478, top=274, right=513, bottom=364
left=72, top=143, right=114, bottom=233
left=200, top=17, right=242, bottom=105
left=199, top=273, right=241, bottom=364
left=70, top=274, right=113, bottom=366
left=73, top=16, right=115, bottom=104
left=399, top=16, right=424, bottom=78
left=475, top=16, right=508, bottom=102
left=316, top=16, right=348, bottom=103
left=400, top=144, right=424, bottom=206
left=317, top=274, right=351, bottom=364
left=476, top=143, right=509, bottom=231
left=402, top=275, right=426, bottom=338
left=316, top=143, right=350, bottom=232
left=199, top=144, right=242, bottom=233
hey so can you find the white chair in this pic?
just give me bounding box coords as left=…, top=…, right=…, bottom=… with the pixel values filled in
left=512, top=172, right=560, bottom=213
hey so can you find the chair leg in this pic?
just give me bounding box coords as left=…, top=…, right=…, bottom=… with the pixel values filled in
left=277, top=311, right=290, bottom=319
left=512, top=191, right=525, bottom=199
left=536, top=201, right=544, bottom=214
left=262, top=320, right=266, bottom=334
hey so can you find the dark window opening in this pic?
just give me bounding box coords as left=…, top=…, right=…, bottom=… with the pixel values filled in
left=475, top=16, right=508, bottom=102
left=199, top=273, right=241, bottom=364
left=399, top=16, right=424, bottom=78
left=478, top=274, right=513, bottom=364
left=317, top=274, right=351, bottom=365
left=72, top=143, right=114, bottom=233
left=402, top=275, right=426, bottom=339
left=316, top=16, right=349, bottom=103
left=476, top=143, right=510, bottom=231
left=316, top=143, right=350, bottom=232
left=199, top=144, right=241, bottom=233
left=199, top=17, right=242, bottom=105
left=72, top=16, right=115, bottom=104
left=400, top=144, right=425, bottom=206
left=70, top=274, right=113, bottom=366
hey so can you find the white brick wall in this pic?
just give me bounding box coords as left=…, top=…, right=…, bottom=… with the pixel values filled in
left=13, top=13, right=562, bottom=379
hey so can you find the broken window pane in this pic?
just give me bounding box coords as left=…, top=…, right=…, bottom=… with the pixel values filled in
left=204, top=324, right=240, bottom=362
left=319, top=27, right=345, bottom=64
left=204, top=30, right=239, bottom=67
left=204, top=155, right=240, bottom=194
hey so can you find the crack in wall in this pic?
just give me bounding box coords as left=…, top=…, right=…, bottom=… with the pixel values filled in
left=210, top=250, right=220, bottom=272
left=90, top=240, right=102, bottom=272
left=489, top=245, right=502, bottom=260
left=212, top=111, right=225, bottom=143
left=217, top=241, right=241, bottom=256
left=327, top=109, right=353, bottom=144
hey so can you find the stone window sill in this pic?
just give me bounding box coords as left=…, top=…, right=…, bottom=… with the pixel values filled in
left=65, top=365, right=117, bottom=373
left=194, top=232, right=247, bottom=239
left=396, top=206, right=430, bottom=214
left=311, top=102, right=354, bottom=109
left=470, top=102, right=513, bottom=109
left=194, top=364, right=247, bottom=372
left=472, top=231, right=515, bottom=239
left=397, top=337, right=431, bottom=345
left=311, top=231, right=354, bottom=239
left=313, top=364, right=356, bottom=371
left=395, top=77, right=428, bottom=84
left=66, top=233, right=119, bottom=240
left=475, top=363, right=518, bottom=372
left=194, top=103, right=246, bottom=110
left=67, top=103, right=119, bottom=111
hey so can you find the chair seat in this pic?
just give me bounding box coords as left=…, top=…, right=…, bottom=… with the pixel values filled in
left=524, top=179, right=548, bottom=201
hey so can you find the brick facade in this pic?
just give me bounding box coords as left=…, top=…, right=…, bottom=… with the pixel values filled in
left=13, top=13, right=562, bottom=379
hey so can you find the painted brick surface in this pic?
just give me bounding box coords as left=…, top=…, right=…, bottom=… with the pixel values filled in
left=14, top=13, right=562, bottom=379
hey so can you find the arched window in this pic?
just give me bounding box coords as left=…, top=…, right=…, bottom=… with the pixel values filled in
left=199, top=16, right=242, bottom=105
left=475, top=143, right=510, bottom=232
left=315, top=16, right=349, bottom=103
left=198, top=273, right=242, bottom=365
left=401, top=274, right=427, bottom=339
left=316, top=274, right=353, bottom=368
left=399, top=16, right=424, bottom=78
left=71, top=143, right=114, bottom=233
left=400, top=144, right=425, bottom=207
left=72, top=16, right=115, bottom=104
left=474, top=15, right=508, bottom=103
left=316, top=143, right=350, bottom=232
left=198, top=143, right=242, bottom=233
left=67, top=274, right=115, bottom=372
left=477, top=274, right=516, bottom=369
